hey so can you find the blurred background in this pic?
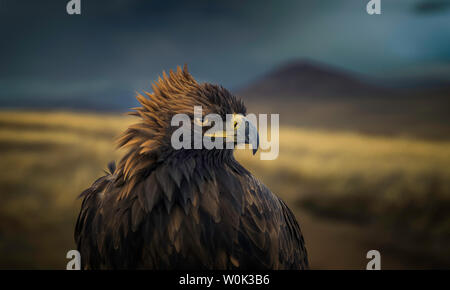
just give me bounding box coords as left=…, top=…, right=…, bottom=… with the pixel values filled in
left=1, top=0, right=449, bottom=269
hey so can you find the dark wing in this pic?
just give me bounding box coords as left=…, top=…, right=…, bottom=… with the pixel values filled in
left=74, top=171, right=147, bottom=269
left=277, top=197, right=309, bottom=269
left=74, top=175, right=107, bottom=269
left=232, top=174, right=309, bottom=269
left=75, top=160, right=231, bottom=270
left=75, top=159, right=308, bottom=270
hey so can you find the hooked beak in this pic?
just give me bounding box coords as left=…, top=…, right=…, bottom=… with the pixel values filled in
left=243, top=116, right=259, bottom=155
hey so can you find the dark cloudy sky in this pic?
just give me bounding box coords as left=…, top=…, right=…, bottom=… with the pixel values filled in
left=0, top=0, right=449, bottom=108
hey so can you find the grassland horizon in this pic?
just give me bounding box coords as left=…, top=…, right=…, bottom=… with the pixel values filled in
left=0, top=110, right=449, bottom=269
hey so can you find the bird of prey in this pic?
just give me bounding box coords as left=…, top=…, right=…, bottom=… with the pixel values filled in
left=75, top=65, right=308, bottom=269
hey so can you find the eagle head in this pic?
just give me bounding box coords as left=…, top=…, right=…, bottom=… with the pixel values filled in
left=116, top=65, right=259, bottom=182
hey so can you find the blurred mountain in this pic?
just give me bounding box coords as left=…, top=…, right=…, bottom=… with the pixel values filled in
left=237, top=60, right=450, bottom=139
left=238, top=60, right=450, bottom=100
left=238, top=60, right=388, bottom=100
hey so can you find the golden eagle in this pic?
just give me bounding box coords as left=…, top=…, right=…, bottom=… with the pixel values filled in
left=75, top=66, right=308, bottom=269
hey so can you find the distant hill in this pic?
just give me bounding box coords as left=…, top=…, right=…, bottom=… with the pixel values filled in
left=238, top=60, right=388, bottom=100
left=237, top=60, right=450, bottom=140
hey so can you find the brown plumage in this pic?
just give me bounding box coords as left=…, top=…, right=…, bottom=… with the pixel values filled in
left=74, top=65, right=308, bottom=269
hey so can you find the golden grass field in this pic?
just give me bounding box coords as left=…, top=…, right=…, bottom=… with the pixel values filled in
left=0, top=111, right=449, bottom=269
